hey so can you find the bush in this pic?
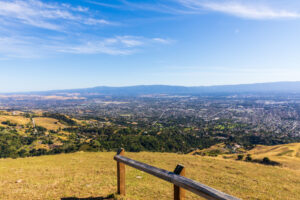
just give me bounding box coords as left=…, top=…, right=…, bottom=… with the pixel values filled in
left=36, top=126, right=47, bottom=132
left=1, top=120, right=17, bottom=127
left=245, top=154, right=252, bottom=161
left=260, top=157, right=280, bottom=166
left=18, top=149, right=27, bottom=157
left=262, top=157, right=271, bottom=164
left=237, top=154, right=244, bottom=160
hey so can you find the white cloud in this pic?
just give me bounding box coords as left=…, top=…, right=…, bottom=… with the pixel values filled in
left=84, top=18, right=111, bottom=25
left=57, top=36, right=169, bottom=55
left=57, top=37, right=139, bottom=55
left=117, top=36, right=144, bottom=47
left=152, top=38, right=173, bottom=44
left=0, top=35, right=171, bottom=58
left=0, top=1, right=173, bottom=58
left=0, top=36, right=40, bottom=58
left=176, top=0, right=300, bottom=19
left=87, top=0, right=300, bottom=19
left=57, top=42, right=133, bottom=55
left=0, top=0, right=111, bottom=31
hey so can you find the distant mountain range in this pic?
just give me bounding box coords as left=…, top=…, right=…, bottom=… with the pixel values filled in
left=11, top=81, right=300, bottom=96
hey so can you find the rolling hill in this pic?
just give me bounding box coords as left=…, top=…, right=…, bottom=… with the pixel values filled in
left=190, top=143, right=300, bottom=171
left=248, top=143, right=300, bottom=170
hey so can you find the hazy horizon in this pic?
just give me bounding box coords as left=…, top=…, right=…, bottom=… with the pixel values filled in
left=1, top=81, right=300, bottom=94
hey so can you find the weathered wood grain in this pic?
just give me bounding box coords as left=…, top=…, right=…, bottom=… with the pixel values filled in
left=174, top=164, right=185, bottom=200
left=116, top=149, right=125, bottom=195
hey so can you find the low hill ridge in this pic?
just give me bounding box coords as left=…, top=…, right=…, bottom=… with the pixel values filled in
left=6, top=81, right=300, bottom=95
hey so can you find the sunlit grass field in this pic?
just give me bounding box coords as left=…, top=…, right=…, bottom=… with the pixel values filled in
left=0, top=115, right=30, bottom=126
left=248, top=143, right=300, bottom=170
left=0, top=113, right=83, bottom=132
left=0, top=151, right=299, bottom=200
left=33, top=117, right=66, bottom=131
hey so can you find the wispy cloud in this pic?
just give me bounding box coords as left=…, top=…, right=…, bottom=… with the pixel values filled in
left=88, top=0, right=194, bottom=15
left=0, top=0, right=111, bottom=31
left=0, top=36, right=40, bottom=58
left=176, top=0, right=300, bottom=19
left=152, top=38, right=171, bottom=44
left=57, top=36, right=171, bottom=55
left=86, top=1, right=123, bottom=9
left=0, top=1, right=172, bottom=58
left=0, top=35, right=171, bottom=58
left=57, top=36, right=143, bottom=55
left=87, top=0, right=300, bottom=19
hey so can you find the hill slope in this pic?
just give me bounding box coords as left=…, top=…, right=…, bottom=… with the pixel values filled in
left=190, top=143, right=300, bottom=171
left=248, top=143, right=300, bottom=170
left=0, top=152, right=299, bottom=200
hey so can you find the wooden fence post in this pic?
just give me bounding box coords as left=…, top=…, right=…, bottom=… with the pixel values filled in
left=117, top=148, right=125, bottom=195
left=174, top=164, right=185, bottom=200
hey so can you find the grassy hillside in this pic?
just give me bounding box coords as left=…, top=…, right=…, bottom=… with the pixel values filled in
left=190, top=143, right=300, bottom=171
left=0, top=115, right=31, bottom=126
left=188, top=143, right=246, bottom=156
left=248, top=143, right=300, bottom=170
left=33, top=117, right=66, bottom=130
left=0, top=151, right=299, bottom=200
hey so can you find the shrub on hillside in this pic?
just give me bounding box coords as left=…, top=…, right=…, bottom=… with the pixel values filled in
left=259, top=157, right=280, bottom=166
left=1, top=120, right=17, bottom=126
left=245, top=154, right=252, bottom=161
left=237, top=154, right=244, bottom=160
left=262, top=157, right=271, bottom=164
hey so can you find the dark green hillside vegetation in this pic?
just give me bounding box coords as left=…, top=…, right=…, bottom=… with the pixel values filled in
left=0, top=125, right=219, bottom=158
left=76, top=127, right=217, bottom=152
left=1, top=119, right=299, bottom=159
left=0, top=130, right=34, bottom=158
left=0, top=107, right=300, bottom=159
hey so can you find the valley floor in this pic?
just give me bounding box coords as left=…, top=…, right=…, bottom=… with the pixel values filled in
left=0, top=152, right=299, bottom=200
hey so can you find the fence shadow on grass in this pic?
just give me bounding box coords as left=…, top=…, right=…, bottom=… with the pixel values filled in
left=61, top=194, right=116, bottom=200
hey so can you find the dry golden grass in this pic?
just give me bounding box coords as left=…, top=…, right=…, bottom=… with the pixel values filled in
left=248, top=143, right=300, bottom=170
left=31, top=140, right=50, bottom=150
left=31, top=110, right=45, bottom=116
left=72, top=118, right=85, bottom=125
left=248, top=143, right=300, bottom=157
left=188, top=143, right=246, bottom=155
left=0, top=152, right=299, bottom=200
left=33, top=117, right=66, bottom=131
left=0, top=115, right=30, bottom=125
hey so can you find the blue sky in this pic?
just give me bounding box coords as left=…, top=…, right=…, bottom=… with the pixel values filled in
left=0, top=0, right=300, bottom=92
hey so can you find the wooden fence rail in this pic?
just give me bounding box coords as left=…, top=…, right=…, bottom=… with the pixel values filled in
left=114, top=148, right=240, bottom=200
